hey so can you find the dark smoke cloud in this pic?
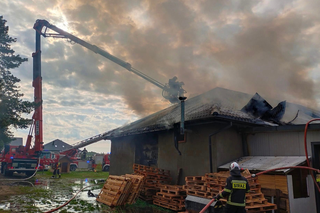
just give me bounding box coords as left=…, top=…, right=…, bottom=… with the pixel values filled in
left=4, top=0, right=320, bottom=116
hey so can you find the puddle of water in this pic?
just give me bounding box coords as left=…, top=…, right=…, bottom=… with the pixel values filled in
left=0, top=178, right=173, bottom=213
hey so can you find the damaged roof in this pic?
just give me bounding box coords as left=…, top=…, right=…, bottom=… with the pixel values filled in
left=104, top=87, right=320, bottom=139
left=218, top=156, right=309, bottom=174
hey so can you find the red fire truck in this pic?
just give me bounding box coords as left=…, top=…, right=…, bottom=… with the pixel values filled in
left=0, top=19, right=184, bottom=176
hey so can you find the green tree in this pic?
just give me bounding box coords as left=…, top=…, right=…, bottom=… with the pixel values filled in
left=0, top=16, right=33, bottom=150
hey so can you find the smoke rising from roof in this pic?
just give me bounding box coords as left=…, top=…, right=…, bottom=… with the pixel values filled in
left=5, top=0, right=320, bottom=117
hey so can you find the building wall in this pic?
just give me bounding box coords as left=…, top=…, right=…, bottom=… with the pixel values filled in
left=287, top=175, right=316, bottom=213
left=110, top=136, right=135, bottom=175
left=110, top=134, right=158, bottom=175
left=110, top=123, right=243, bottom=184
left=247, top=129, right=320, bottom=156
left=165, top=123, right=242, bottom=184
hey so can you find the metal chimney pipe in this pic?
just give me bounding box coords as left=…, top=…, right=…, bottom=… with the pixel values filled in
left=179, top=96, right=187, bottom=135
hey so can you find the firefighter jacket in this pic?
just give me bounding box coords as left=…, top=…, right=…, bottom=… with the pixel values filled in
left=217, top=169, right=250, bottom=207
left=54, top=162, right=61, bottom=169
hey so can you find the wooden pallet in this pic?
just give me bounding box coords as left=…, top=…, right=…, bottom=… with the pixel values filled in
left=156, top=192, right=186, bottom=199
left=96, top=175, right=133, bottom=207
left=96, top=174, right=146, bottom=207
left=160, top=189, right=186, bottom=195
left=246, top=203, right=277, bottom=212
left=153, top=196, right=185, bottom=205
left=246, top=198, right=268, bottom=206
left=183, top=184, right=207, bottom=191
left=133, top=164, right=170, bottom=175
left=133, top=164, right=173, bottom=203
left=186, top=189, right=212, bottom=199
left=123, top=174, right=145, bottom=205
left=160, top=184, right=183, bottom=191
left=205, top=182, right=224, bottom=190
left=185, top=176, right=204, bottom=181
left=246, top=192, right=264, bottom=199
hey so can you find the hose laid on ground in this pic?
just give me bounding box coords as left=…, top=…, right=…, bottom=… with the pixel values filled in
left=44, top=184, right=99, bottom=213
left=199, top=165, right=320, bottom=213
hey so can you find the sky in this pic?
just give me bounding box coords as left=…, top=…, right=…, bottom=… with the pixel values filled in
left=1, top=0, right=320, bottom=153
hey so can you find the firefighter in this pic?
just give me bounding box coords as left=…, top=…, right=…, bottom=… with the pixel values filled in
left=213, top=162, right=250, bottom=213
left=81, top=148, right=88, bottom=160
left=51, top=162, right=61, bottom=178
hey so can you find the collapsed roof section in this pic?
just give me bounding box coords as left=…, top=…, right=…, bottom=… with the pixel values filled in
left=103, top=87, right=320, bottom=139
left=241, top=93, right=286, bottom=125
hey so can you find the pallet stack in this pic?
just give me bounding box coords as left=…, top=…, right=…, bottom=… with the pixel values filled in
left=133, top=164, right=172, bottom=203
left=183, top=176, right=214, bottom=198
left=96, top=174, right=144, bottom=207
left=153, top=184, right=187, bottom=212
left=184, top=170, right=277, bottom=212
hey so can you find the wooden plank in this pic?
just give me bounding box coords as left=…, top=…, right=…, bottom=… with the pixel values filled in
left=245, top=203, right=277, bottom=211
left=107, top=179, right=126, bottom=186
left=275, top=175, right=288, bottom=194
left=156, top=192, right=186, bottom=199
left=185, top=176, right=204, bottom=181
left=153, top=196, right=185, bottom=205
left=186, top=189, right=211, bottom=198
left=160, top=188, right=186, bottom=195
left=108, top=175, right=127, bottom=181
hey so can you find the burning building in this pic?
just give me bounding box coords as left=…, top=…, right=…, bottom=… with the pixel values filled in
left=103, top=87, right=320, bottom=213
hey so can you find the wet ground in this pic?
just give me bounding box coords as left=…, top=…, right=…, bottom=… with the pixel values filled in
left=0, top=176, right=174, bottom=213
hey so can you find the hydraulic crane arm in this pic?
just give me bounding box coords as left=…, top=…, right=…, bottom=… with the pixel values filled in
left=33, top=19, right=186, bottom=103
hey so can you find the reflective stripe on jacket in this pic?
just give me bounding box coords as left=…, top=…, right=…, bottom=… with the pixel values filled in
left=218, top=169, right=250, bottom=207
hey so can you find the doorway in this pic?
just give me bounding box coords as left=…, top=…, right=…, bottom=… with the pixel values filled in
left=61, top=162, right=69, bottom=173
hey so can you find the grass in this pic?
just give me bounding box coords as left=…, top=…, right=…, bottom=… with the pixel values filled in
left=36, top=170, right=109, bottom=179
left=1, top=171, right=174, bottom=213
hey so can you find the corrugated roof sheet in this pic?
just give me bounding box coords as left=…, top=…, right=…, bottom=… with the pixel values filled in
left=218, top=156, right=308, bottom=173
left=104, top=87, right=320, bottom=138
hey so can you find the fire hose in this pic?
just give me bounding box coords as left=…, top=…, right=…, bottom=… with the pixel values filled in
left=199, top=119, right=320, bottom=213
left=44, top=184, right=97, bottom=213
left=1, top=157, right=41, bottom=181
left=304, top=119, right=320, bottom=193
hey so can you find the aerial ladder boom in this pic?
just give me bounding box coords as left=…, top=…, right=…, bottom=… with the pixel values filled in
left=59, top=133, right=108, bottom=156
left=33, top=19, right=186, bottom=104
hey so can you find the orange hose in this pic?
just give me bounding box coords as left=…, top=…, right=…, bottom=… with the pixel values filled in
left=304, top=119, right=320, bottom=193
left=44, top=185, right=93, bottom=213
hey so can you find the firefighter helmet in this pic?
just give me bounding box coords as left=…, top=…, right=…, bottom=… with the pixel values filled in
left=229, top=162, right=240, bottom=171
